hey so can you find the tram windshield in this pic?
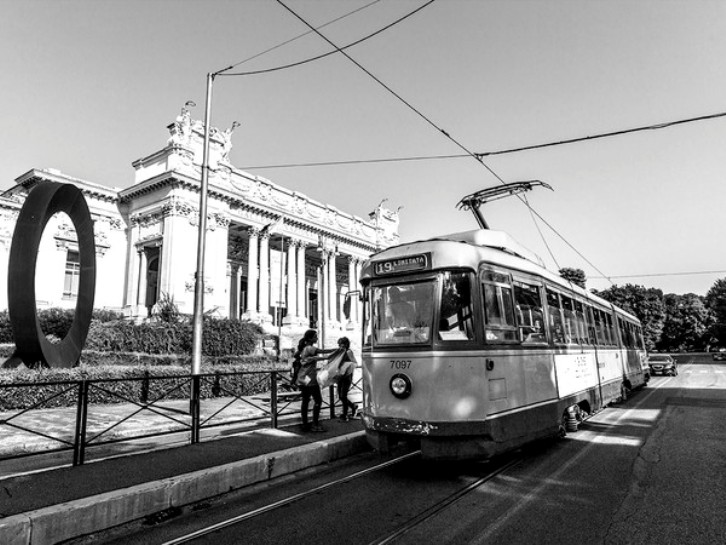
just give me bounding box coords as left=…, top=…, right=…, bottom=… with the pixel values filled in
left=368, top=281, right=435, bottom=345
left=365, top=271, right=475, bottom=346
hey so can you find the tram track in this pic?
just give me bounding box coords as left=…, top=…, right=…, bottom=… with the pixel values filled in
left=366, top=456, right=522, bottom=545
left=159, top=449, right=523, bottom=545
left=159, top=450, right=422, bottom=545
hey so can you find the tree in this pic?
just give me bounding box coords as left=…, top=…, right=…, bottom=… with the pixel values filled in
left=705, top=278, right=726, bottom=347
left=593, top=284, right=665, bottom=351
left=559, top=267, right=587, bottom=289
left=657, top=293, right=713, bottom=352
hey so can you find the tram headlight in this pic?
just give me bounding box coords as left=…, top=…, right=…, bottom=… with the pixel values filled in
left=390, top=373, right=412, bottom=399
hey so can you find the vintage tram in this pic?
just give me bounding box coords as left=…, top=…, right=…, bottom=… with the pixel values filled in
left=358, top=187, right=647, bottom=460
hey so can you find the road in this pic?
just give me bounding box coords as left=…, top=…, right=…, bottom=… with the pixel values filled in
left=69, top=355, right=726, bottom=545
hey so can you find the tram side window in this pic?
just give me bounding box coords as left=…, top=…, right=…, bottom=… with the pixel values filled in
left=481, top=270, right=518, bottom=342
left=514, top=282, right=546, bottom=344
left=438, top=272, right=475, bottom=342
left=574, top=300, right=588, bottom=344
left=546, top=289, right=566, bottom=344
left=617, top=317, right=629, bottom=348
left=627, top=321, right=636, bottom=348
left=594, top=309, right=607, bottom=346
left=363, top=289, right=373, bottom=346
left=605, top=313, right=616, bottom=346
left=561, top=295, right=577, bottom=344
left=588, top=306, right=605, bottom=346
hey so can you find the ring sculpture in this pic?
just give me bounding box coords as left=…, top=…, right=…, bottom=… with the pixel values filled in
left=7, top=182, right=96, bottom=368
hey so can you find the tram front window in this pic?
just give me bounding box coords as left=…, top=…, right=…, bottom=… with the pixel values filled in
left=371, top=282, right=434, bottom=345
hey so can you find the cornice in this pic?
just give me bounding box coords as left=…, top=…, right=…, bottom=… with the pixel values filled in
left=9, top=169, right=119, bottom=204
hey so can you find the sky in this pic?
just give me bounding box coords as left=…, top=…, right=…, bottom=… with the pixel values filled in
left=1, top=0, right=725, bottom=297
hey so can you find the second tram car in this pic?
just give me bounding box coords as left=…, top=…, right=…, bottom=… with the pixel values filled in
left=359, top=228, right=647, bottom=460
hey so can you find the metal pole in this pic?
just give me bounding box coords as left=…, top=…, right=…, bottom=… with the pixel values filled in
left=192, top=72, right=214, bottom=375
left=277, top=235, right=284, bottom=359
left=320, top=252, right=326, bottom=349
left=190, top=72, right=214, bottom=441
left=72, top=379, right=89, bottom=466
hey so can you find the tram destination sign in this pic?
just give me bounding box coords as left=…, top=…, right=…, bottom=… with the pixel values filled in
left=374, top=253, right=431, bottom=276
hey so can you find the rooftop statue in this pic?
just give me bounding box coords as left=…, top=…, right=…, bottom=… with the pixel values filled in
left=168, top=101, right=195, bottom=146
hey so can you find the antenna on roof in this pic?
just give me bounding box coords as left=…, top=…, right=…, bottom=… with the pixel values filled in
left=456, top=180, right=553, bottom=229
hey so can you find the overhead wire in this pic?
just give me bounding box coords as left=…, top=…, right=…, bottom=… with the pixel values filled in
left=240, top=110, right=726, bottom=169
left=218, top=0, right=433, bottom=76
left=274, top=0, right=614, bottom=284
left=591, top=270, right=726, bottom=280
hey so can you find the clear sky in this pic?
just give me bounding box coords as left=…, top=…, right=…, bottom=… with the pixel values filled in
left=2, top=0, right=724, bottom=296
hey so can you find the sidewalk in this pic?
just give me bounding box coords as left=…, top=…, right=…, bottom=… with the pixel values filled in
left=0, top=384, right=368, bottom=545
left=0, top=416, right=368, bottom=545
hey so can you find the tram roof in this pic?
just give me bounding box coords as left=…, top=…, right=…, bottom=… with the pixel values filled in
left=363, top=229, right=639, bottom=322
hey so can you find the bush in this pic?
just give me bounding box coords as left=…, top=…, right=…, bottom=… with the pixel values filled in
left=0, top=310, right=11, bottom=343
left=92, top=309, right=126, bottom=323
left=0, top=307, right=125, bottom=344
left=84, top=316, right=263, bottom=358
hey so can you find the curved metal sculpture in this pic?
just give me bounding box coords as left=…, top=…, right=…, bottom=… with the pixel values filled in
left=8, top=182, right=96, bottom=368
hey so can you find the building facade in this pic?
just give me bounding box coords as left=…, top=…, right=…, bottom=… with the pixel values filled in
left=0, top=106, right=400, bottom=349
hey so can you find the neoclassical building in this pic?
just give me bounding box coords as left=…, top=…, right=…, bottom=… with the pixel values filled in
left=0, top=106, right=400, bottom=348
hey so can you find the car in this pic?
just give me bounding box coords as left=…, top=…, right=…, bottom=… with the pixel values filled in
left=713, top=352, right=726, bottom=361
left=647, top=354, right=678, bottom=376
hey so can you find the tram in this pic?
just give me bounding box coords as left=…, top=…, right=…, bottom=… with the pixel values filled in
left=358, top=184, right=647, bottom=460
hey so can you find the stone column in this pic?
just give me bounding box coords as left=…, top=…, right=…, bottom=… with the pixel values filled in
left=317, top=261, right=325, bottom=330
left=284, top=240, right=297, bottom=324
left=327, top=250, right=337, bottom=323
left=347, top=257, right=357, bottom=323
left=233, top=264, right=242, bottom=319
left=137, top=248, right=148, bottom=313
left=296, top=242, right=307, bottom=323
left=355, top=260, right=363, bottom=322
left=244, top=228, right=259, bottom=317
left=258, top=231, right=271, bottom=319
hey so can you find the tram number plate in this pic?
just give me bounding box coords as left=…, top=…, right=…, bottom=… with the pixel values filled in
left=390, top=360, right=412, bottom=369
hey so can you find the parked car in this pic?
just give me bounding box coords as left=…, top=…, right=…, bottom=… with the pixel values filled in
left=713, top=351, right=726, bottom=361
left=647, top=354, right=678, bottom=376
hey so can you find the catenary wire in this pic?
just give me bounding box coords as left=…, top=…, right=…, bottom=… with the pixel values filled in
left=217, top=0, right=381, bottom=73
left=240, top=110, right=726, bottom=169
left=218, top=1, right=434, bottom=76
left=590, top=270, right=726, bottom=280
left=274, top=0, right=614, bottom=284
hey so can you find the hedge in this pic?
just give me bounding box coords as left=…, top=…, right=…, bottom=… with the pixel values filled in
left=0, top=310, right=264, bottom=359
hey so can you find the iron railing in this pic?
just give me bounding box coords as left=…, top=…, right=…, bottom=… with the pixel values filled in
left=0, top=368, right=363, bottom=466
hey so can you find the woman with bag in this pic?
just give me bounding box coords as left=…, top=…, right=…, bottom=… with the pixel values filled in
left=335, top=337, right=358, bottom=421
left=296, top=329, right=334, bottom=432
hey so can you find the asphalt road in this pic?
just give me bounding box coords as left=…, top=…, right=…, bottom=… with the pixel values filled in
left=70, top=355, right=726, bottom=545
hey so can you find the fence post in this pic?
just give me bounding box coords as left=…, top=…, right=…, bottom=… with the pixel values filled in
left=328, top=385, right=336, bottom=419
left=141, top=370, right=149, bottom=404
left=270, top=371, right=278, bottom=429
left=190, top=375, right=200, bottom=444
left=72, top=379, right=89, bottom=466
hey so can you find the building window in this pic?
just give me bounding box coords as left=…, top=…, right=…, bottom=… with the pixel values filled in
left=63, top=250, right=81, bottom=299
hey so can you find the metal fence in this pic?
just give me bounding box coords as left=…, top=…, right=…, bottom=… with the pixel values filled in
left=0, top=368, right=363, bottom=466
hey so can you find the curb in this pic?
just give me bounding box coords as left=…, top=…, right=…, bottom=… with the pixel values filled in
left=0, top=431, right=369, bottom=545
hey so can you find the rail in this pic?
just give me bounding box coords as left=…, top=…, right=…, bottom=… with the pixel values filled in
left=0, top=368, right=363, bottom=466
